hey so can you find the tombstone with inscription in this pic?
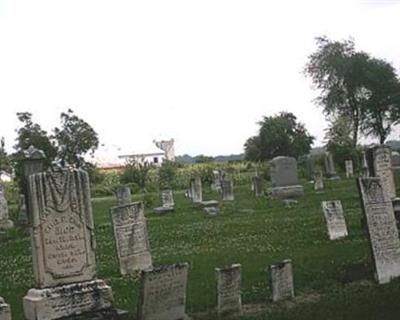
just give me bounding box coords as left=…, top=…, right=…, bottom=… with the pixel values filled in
left=0, top=185, right=13, bottom=230
left=215, top=264, right=241, bottom=318
left=0, top=297, right=11, bottom=320
left=366, top=145, right=396, bottom=200
left=357, top=177, right=400, bottom=284
left=138, top=263, right=190, bottom=320
left=313, top=170, right=324, bottom=191
left=211, top=170, right=222, bottom=192
left=116, top=186, right=132, bottom=206
left=324, top=152, right=339, bottom=179
left=23, top=166, right=118, bottom=320
left=190, top=176, right=202, bottom=203
left=269, top=157, right=304, bottom=199
left=161, top=189, right=174, bottom=208
left=111, top=202, right=152, bottom=275
left=252, top=176, right=264, bottom=197
left=345, top=160, right=354, bottom=178
left=321, top=200, right=348, bottom=240
left=221, top=179, right=234, bottom=201
left=270, top=259, right=294, bottom=302
left=18, top=194, right=29, bottom=225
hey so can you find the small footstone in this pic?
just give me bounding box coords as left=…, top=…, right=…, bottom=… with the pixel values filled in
left=204, top=206, right=219, bottom=216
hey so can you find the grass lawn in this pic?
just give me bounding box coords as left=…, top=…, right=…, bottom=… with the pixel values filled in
left=2, top=178, right=400, bottom=319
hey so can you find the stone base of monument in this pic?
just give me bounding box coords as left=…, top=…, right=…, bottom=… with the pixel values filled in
left=153, top=206, right=174, bottom=214
left=269, top=185, right=304, bottom=199
left=23, top=279, right=115, bottom=320
left=0, top=297, right=11, bottom=320
left=0, top=219, right=14, bottom=229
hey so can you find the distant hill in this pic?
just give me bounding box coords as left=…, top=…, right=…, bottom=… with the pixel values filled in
left=176, top=154, right=245, bottom=164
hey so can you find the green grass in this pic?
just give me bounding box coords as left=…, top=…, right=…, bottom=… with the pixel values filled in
left=2, top=178, right=400, bottom=319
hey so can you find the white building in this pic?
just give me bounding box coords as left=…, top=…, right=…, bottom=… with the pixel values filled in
left=118, top=150, right=166, bottom=166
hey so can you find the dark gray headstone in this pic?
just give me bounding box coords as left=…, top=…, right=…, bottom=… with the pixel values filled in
left=270, top=259, right=294, bottom=302
left=269, top=157, right=304, bottom=199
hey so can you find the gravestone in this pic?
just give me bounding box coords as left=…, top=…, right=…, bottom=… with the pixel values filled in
left=269, top=157, right=304, bottom=199
left=0, top=185, right=13, bottom=230
left=215, top=264, right=241, bottom=318
left=23, top=166, right=116, bottom=320
left=366, top=145, right=396, bottom=200
left=111, top=202, right=152, bottom=275
left=221, top=180, right=234, bottom=201
left=0, top=297, right=11, bottom=320
left=321, top=200, right=348, bottom=240
left=204, top=206, right=220, bottom=216
left=190, top=177, right=202, bottom=203
left=18, top=194, right=29, bottom=225
left=138, top=263, right=190, bottom=320
left=154, top=190, right=175, bottom=214
left=357, top=177, right=400, bottom=284
left=392, top=151, right=400, bottom=169
left=392, top=197, right=400, bottom=232
left=345, top=160, right=354, bottom=178
left=116, top=186, right=132, bottom=206
left=313, top=170, right=324, bottom=191
left=252, top=176, right=263, bottom=197
left=361, top=151, right=369, bottom=177
left=211, top=170, right=222, bottom=191
left=270, top=259, right=294, bottom=302
left=324, top=152, right=339, bottom=179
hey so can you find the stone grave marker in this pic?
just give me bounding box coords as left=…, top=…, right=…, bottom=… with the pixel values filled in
left=313, top=170, right=324, bottom=191
left=321, top=200, right=348, bottom=240
left=221, top=179, right=234, bottom=201
left=269, top=157, right=304, bottom=199
left=345, top=160, right=354, bottom=178
left=358, top=177, right=400, bottom=284
left=215, top=264, right=241, bottom=318
left=324, top=152, right=339, bottom=179
left=211, top=170, right=222, bottom=191
left=252, top=176, right=263, bottom=197
left=137, top=263, right=190, bottom=320
left=190, top=177, right=202, bottom=203
left=366, top=145, right=396, bottom=200
left=0, top=185, right=13, bottom=230
left=23, top=166, right=116, bottom=320
left=18, top=194, right=28, bottom=225
left=154, top=190, right=175, bottom=214
left=0, top=297, right=11, bottom=320
left=111, top=202, right=152, bottom=275
left=392, top=151, right=400, bottom=169
left=116, top=186, right=132, bottom=206
left=270, top=259, right=294, bottom=302
left=361, top=151, right=369, bottom=177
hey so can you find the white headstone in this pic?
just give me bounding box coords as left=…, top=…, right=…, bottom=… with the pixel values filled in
left=221, top=180, right=234, bottom=201
left=215, top=264, right=241, bottom=318
left=321, top=200, right=348, bottom=240
left=345, top=160, right=354, bottom=178
left=190, top=177, right=202, bottom=203
left=161, top=190, right=174, bottom=208
left=314, top=170, right=324, bottom=191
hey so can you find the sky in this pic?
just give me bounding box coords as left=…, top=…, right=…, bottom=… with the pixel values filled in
left=0, top=0, right=400, bottom=162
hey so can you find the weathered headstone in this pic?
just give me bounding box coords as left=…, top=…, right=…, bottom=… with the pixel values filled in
left=361, top=151, right=369, bottom=177
left=252, top=176, right=263, bottom=197
left=321, top=200, right=348, bottom=240
left=269, top=157, right=304, bottom=199
left=138, top=263, right=190, bottom=320
left=0, top=297, right=11, bottom=320
left=345, top=160, right=354, bottom=178
left=161, top=189, right=174, bottom=208
left=392, top=197, right=400, bottom=232
left=111, top=202, right=152, bottom=275
left=190, top=177, right=202, bottom=203
left=270, top=259, right=294, bottom=302
left=0, top=185, right=13, bottom=230
left=358, top=177, right=400, bottom=284
left=392, top=151, right=400, bottom=169
left=324, top=152, right=339, bottom=179
left=221, top=179, right=234, bottom=201
left=18, top=194, right=29, bottom=225
left=211, top=170, right=222, bottom=192
left=313, top=170, right=324, bottom=191
left=366, top=145, right=396, bottom=200
left=116, top=186, right=132, bottom=206
left=23, top=167, right=116, bottom=320
left=215, top=264, right=241, bottom=318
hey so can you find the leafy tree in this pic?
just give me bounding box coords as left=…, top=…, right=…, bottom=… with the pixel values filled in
left=0, top=137, right=11, bottom=173
left=53, top=109, right=99, bottom=167
left=120, top=159, right=153, bottom=191
left=244, top=112, right=314, bottom=161
left=158, top=160, right=178, bottom=189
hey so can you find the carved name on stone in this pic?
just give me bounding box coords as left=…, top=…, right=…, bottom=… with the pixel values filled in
left=216, top=264, right=241, bottom=317
left=270, top=259, right=294, bottom=302
left=116, top=186, right=132, bottom=206
left=358, top=178, right=400, bottom=284
left=321, top=200, right=348, bottom=240
left=111, top=202, right=152, bottom=274
left=161, top=190, right=174, bottom=208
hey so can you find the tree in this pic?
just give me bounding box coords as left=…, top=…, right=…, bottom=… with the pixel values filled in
left=244, top=112, right=314, bottom=161
left=0, top=138, right=11, bottom=173
left=120, top=159, right=153, bottom=191
left=53, top=109, right=99, bottom=167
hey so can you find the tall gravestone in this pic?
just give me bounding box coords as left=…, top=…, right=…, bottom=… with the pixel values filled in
left=321, top=200, right=348, bottom=240
left=221, top=180, right=234, bottom=201
left=18, top=194, right=29, bottom=225
left=366, top=145, right=396, bottom=200
left=190, top=177, right=202, bottom=203
left=116, top=186, right=132, bottom=206
left=313, top=170, right=324, bottom=191
left=215, top=264, right=241, bottom=318
left=269, top=157, right=304, bottom=199
left=138, top=263, right=190, bottom=320
left=252, top=176, right=263, bottom=197
left=345, top=160, right=354, bottom=178
left=0, top=297, right=11, bottom=320
left=361, top=151, right=369, bottom=177
left=324, top=152, right=339, bottom=179
left=111, top=202, right=152, bottom=275
left=270, top=259, right=294, bottom=302
left=23, top=167, right=115, bottom=320
left=358, top=177, right=400, bottom=284
left=0, top=185, right=13, bottom=229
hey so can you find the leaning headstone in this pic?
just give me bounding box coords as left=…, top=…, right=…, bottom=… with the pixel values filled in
left=252, top=176, right=263, bottom=197
left=116, top=186, right=132, bottom=206
left=324, top=152, right=339, bottom=179
left=270, top=259, right=294, bottom=302
left=221, top=180, right=234, bottom=201
left=0, top=297, right=11, bottom=320
left=321, top=200, right=348, bottom=240
left=23, top=166, right=116, bottom=320
left=0, top=185, right=13, bottom=230
left=18, top=194, right=29, bottom=225
left=215, top=264, right=241, bottom=318
left=269, top=157, right=304, bottom=199
left=313, top=170, right=324, bottom=191
left=345, top=160, right=354, bottom=178
left=357, top=177, right=400, bottom=284
left=190, top=176, right=202, bottom=203
left=138, top=263, right=190, bottom=320
left=366, top=145, right=396, bottom=200
left=111, top=202, right=152, bottom=275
